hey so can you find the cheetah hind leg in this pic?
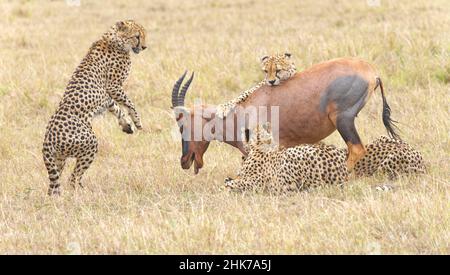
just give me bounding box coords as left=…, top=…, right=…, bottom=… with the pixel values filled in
left=43, top=150, right=64, bottom=196
left=69, top=145, right=98, bottom=190
left=378, top=155, right=399, bottom=180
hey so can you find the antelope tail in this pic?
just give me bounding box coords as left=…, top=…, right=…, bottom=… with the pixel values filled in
left=376, top=77, right=401, bottom=140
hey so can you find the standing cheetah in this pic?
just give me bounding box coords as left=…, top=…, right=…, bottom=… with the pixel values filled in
left=42, top=20, right=147, bottom=195
left=224, top=124, right=348, bottom=194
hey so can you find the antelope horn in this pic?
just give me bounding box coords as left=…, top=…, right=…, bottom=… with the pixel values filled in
left=172, top=71, right=187, bottom=107
left=178, top=72, right=194, bottom=107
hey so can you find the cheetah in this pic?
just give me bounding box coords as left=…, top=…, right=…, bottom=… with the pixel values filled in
left=224, top=124, right=348, bottom=194
left=42, top=20, right=147, bottom=195
left=353, top=136, right=426, bottom=180
left=216, top=53, right=296, bottom=118
left=261, top=52, right=297, bottom=86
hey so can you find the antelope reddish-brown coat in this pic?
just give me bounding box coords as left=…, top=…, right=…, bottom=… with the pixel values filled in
left=172, top=58, right=399, bottom=173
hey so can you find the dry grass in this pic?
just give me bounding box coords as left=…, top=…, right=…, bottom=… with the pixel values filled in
left=0, top=0, right=449, bottom=254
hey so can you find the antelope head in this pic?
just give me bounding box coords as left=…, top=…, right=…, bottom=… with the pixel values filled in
left=171, top=71, right=217, bottom=174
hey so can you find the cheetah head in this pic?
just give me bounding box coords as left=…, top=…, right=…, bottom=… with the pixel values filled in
left=106, top=20, right=147, bottom=54
left=243, top=123, right=277, bottom=153
left=260, top=53, right=296, bottom=86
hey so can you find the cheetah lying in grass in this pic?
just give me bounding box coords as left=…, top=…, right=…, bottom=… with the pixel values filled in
left=225, top=126, right=425, bottom=194
left=224, top=125, right=348, bottom=194
left=352, top=136, right=426, bottom=180
left=217, top=53, right=296, bottom=118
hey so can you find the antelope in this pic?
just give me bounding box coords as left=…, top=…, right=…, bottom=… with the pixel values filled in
left=171, top=58, right=399, bottom=174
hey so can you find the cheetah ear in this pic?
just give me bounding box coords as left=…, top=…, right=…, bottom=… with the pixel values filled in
left=115, top=21, right=128, bottom=32
left=254, top=125, right=263, bottom=143
left=260, top=55, right=269, bottom=63
left=284, top=52, right=292, bottom=59
left=244, top=129, right=250, bottom=143
left=262, top=122, right=272, bottom=134
left=240, top=127, right=250, bottom=144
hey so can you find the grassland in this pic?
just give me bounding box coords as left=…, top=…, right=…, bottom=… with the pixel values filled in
left=0, top=0, right=448, bottom=254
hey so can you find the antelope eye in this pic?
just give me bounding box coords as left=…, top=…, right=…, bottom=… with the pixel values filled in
left=276, top=69, right=281, bottom=73
left=264, top=70, right=268, bottom=73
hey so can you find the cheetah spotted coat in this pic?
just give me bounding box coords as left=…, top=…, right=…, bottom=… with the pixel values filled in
left=225, top=126, right=348, bottom=194
left=42, top=20, right=147, bottom=195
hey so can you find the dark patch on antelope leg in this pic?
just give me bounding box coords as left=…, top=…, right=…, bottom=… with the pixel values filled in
left=331, top=75, right=369, bottom=141
left=336, top=115, right=366, bottom=170
left=336, top=115, right=361, bottom=145
left=319, top=75, right=369, bottom=114
left=321, top=75, right=370, bottom=170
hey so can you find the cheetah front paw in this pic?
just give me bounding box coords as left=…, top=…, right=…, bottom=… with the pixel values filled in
left=122, top=123, right=135, bottom=134
left=119, top=117, right=135, bottom=134
left=224, top=177, right=234, bottom=187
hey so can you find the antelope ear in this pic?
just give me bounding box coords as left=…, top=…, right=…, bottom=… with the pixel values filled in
left=173, top=106, right=189, bottom=122
left=173, top=106, right=188, bottom=113
left=260, top=55, right=270, bottom=63
left=284, top=52, right=292, bottom=59
left=115, top=21, right=128, bottom=32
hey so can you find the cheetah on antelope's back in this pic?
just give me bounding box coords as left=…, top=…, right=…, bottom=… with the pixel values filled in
left=216, top=52, right=296, bottom=118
